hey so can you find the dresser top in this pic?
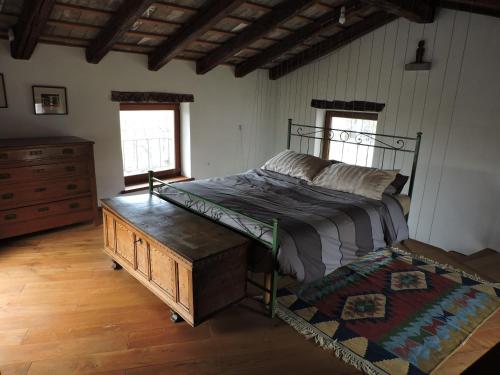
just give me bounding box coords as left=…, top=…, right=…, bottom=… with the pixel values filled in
left=0, top=137, right=94, bottom=149
left=101, top=194, right=249, bottom=263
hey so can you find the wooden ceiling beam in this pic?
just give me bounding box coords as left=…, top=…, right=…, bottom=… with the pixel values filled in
left=269, top=11, right=397, bottom=80
left=440, top=0, right=500, bottom=18
left=148, top=0, right=246, bottom=71
left=53, top=3, right=185, bottom=28
left=0, top=30, right=239, bottom=66
left=152, top=1, right=197, bottom=14
left=43, top=16, right=265, bottom=52
left=242, top=1, right=319, bottom=23
left=235, top=1, right=362, bottom=78
left=10, top=0, right=56, bottom=59
left=196, top=0, right=317, bottom=75
left=86, top=0, right=155, bottom=63
left=360, top=0, right=436, bottom=23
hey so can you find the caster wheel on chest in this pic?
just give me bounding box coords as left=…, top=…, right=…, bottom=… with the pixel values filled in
left=111, top=261, right=122, bottom=270
left=170, top=310, right=184, bottom=323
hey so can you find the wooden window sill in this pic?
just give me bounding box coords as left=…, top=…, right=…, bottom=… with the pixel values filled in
left=121, top=176, right=194, bottom=194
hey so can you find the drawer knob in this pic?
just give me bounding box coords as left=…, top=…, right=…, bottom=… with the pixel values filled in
left=34, top=187, right=47, bottom=193
left=134, top=238, right=143, bottom=245
left=29, top=150, right=43, bottom=156
left=66, top=184, right=77, bottom=190
left=69, top=202, right=80, bottom=209
left=0, top=173, right=11, bottom=180
left=4, top=213, right=16, bottom=220
left=38, top=207, right=50, bottom=212
left=0, top=153, right=7, bottom=160
left=65, top=166, right=76, bottom=172
left=2, top=193, right=13, bottom=200
left=62, top=148, right=74, bottom=155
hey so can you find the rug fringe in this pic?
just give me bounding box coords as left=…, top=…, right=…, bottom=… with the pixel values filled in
left=391, top=247, right=499, bottom=287
left=276, top=307, right=388, bottom=375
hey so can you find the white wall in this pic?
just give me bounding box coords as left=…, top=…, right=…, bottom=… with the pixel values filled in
left=0, top=41, right=277, bottom=200
left=274, top=9, right=500, bottom=254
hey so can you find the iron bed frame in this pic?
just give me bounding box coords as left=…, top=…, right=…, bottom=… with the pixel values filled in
left=148, top=119, right=422, bottom=318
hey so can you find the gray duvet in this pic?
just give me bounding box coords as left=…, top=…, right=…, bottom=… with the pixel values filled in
left=162, top=169, right=409, bottom=282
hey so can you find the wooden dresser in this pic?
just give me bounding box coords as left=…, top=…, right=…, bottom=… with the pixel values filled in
left=101, top=195, right=250, bottom=326
left=0, top=137, right=98, bottom=239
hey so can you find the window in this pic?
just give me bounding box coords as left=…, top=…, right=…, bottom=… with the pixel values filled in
left=119, top=103, right=180, bottom=185
left=322, top=111, right=378, bottom=167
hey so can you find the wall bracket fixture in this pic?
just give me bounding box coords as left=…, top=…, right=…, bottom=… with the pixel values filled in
left=405, top=40, right=431, bottom=71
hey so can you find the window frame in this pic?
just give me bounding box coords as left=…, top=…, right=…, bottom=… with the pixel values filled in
left=119, top=103, right=181, bottom=186
left=321, top=110, right=379, bottom=160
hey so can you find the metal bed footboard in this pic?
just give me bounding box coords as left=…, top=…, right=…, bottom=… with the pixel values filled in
left=148, top=171, right=280, bottom=318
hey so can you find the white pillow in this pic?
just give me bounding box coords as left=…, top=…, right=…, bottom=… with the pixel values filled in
left=262, top=150, right=330, bottom=182
left=311, top=163, right=398, bottom=200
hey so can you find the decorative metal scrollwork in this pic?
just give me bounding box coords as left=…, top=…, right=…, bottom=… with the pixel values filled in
left=289, top=123, right=414, bottom=153
left=153, top=183, right=274, bottom=246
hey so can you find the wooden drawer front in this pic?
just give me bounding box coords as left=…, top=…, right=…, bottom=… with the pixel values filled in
left=115, top=222, right=135, bottom=266
left=0, top=162, right=89, bottom=185
left=177, top=264, right=192, bottom=311
left=135, top=237, right=149, bottom=278
left=104, top=212, right=116, bottom=252
left=0, top=145, right=89, bottom=165
left=0, top=178, right=90, bottom=209
left=1, top=196, right=93, bottom=225
left=150, top=246, right=177, bottom=300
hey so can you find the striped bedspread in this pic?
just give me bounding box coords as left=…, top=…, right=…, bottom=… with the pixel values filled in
left=162, top=169, right=409, bottom=282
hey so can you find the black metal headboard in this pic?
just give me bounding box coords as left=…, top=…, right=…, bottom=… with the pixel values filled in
left=286, top=119, right=422, bottom=198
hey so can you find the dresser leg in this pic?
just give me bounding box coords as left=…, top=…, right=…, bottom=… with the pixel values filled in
left=170, top=310, right=184, bottom=323
left=111, top=261, right=122, bottom=270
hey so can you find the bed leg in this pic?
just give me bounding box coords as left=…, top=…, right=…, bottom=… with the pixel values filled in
left=111, top=261, right=122, bottom=270
left=269, top=270, right=278, bottom=318
left=170, top=310, right=184, bottom=323
left=263, top=271, right=279, bottom=318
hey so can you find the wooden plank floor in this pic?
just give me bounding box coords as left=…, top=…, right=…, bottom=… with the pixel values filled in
left=0, top=224, right=359, bottom=375
left=0, top=224, right=498, bottom=374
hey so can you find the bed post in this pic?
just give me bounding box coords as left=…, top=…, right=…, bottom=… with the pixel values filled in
left=270, top=218, right=280, bottom=318
left=148, top=170, right=154, bottom=194
left=287, top=119, right=292, bottom=149
left=408, top=132, right=422, bottom=199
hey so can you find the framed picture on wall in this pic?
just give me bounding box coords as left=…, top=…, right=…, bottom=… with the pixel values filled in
left=0, top=74, right=7, bottom=108
left=32, top=85, right=68, bottom=115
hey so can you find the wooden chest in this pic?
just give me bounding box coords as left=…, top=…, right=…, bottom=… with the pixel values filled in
left=0, top=137, right=98, bottom=239
left=101, top=195, right=250, bottom=326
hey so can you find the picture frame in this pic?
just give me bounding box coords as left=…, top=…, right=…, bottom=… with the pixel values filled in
left=32, top=85, right=68, bottom=115
left=0, top=73, right=7, bottom=109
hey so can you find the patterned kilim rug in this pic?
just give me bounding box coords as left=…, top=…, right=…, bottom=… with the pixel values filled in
left=277, top=248, right=500, bottom=375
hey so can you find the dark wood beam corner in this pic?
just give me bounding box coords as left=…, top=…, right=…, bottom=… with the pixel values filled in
left=234, top=0, right=362, bottom=78
left=440, top=1, right=500, bottom=19
left=269, top=11, right=397, bottom=80
left=311, top=99, right=385, bottom=112
left=10, top=0, right=56, bottom=59
left=148, top=0, right=246, bottom=71
left=360, top=0, right=436, bottom=23
left=86, top=0, right=155, bottom=64
left=196, top=0, right=317, bottom=76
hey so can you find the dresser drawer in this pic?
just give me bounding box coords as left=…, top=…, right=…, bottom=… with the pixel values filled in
left=0, top=177, right=91, bottom=209
left=1, top=196, right=93, bottom=225
left=0, top=144, right=90, bottom=165
left=0, top=162, right=89, bottom=185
